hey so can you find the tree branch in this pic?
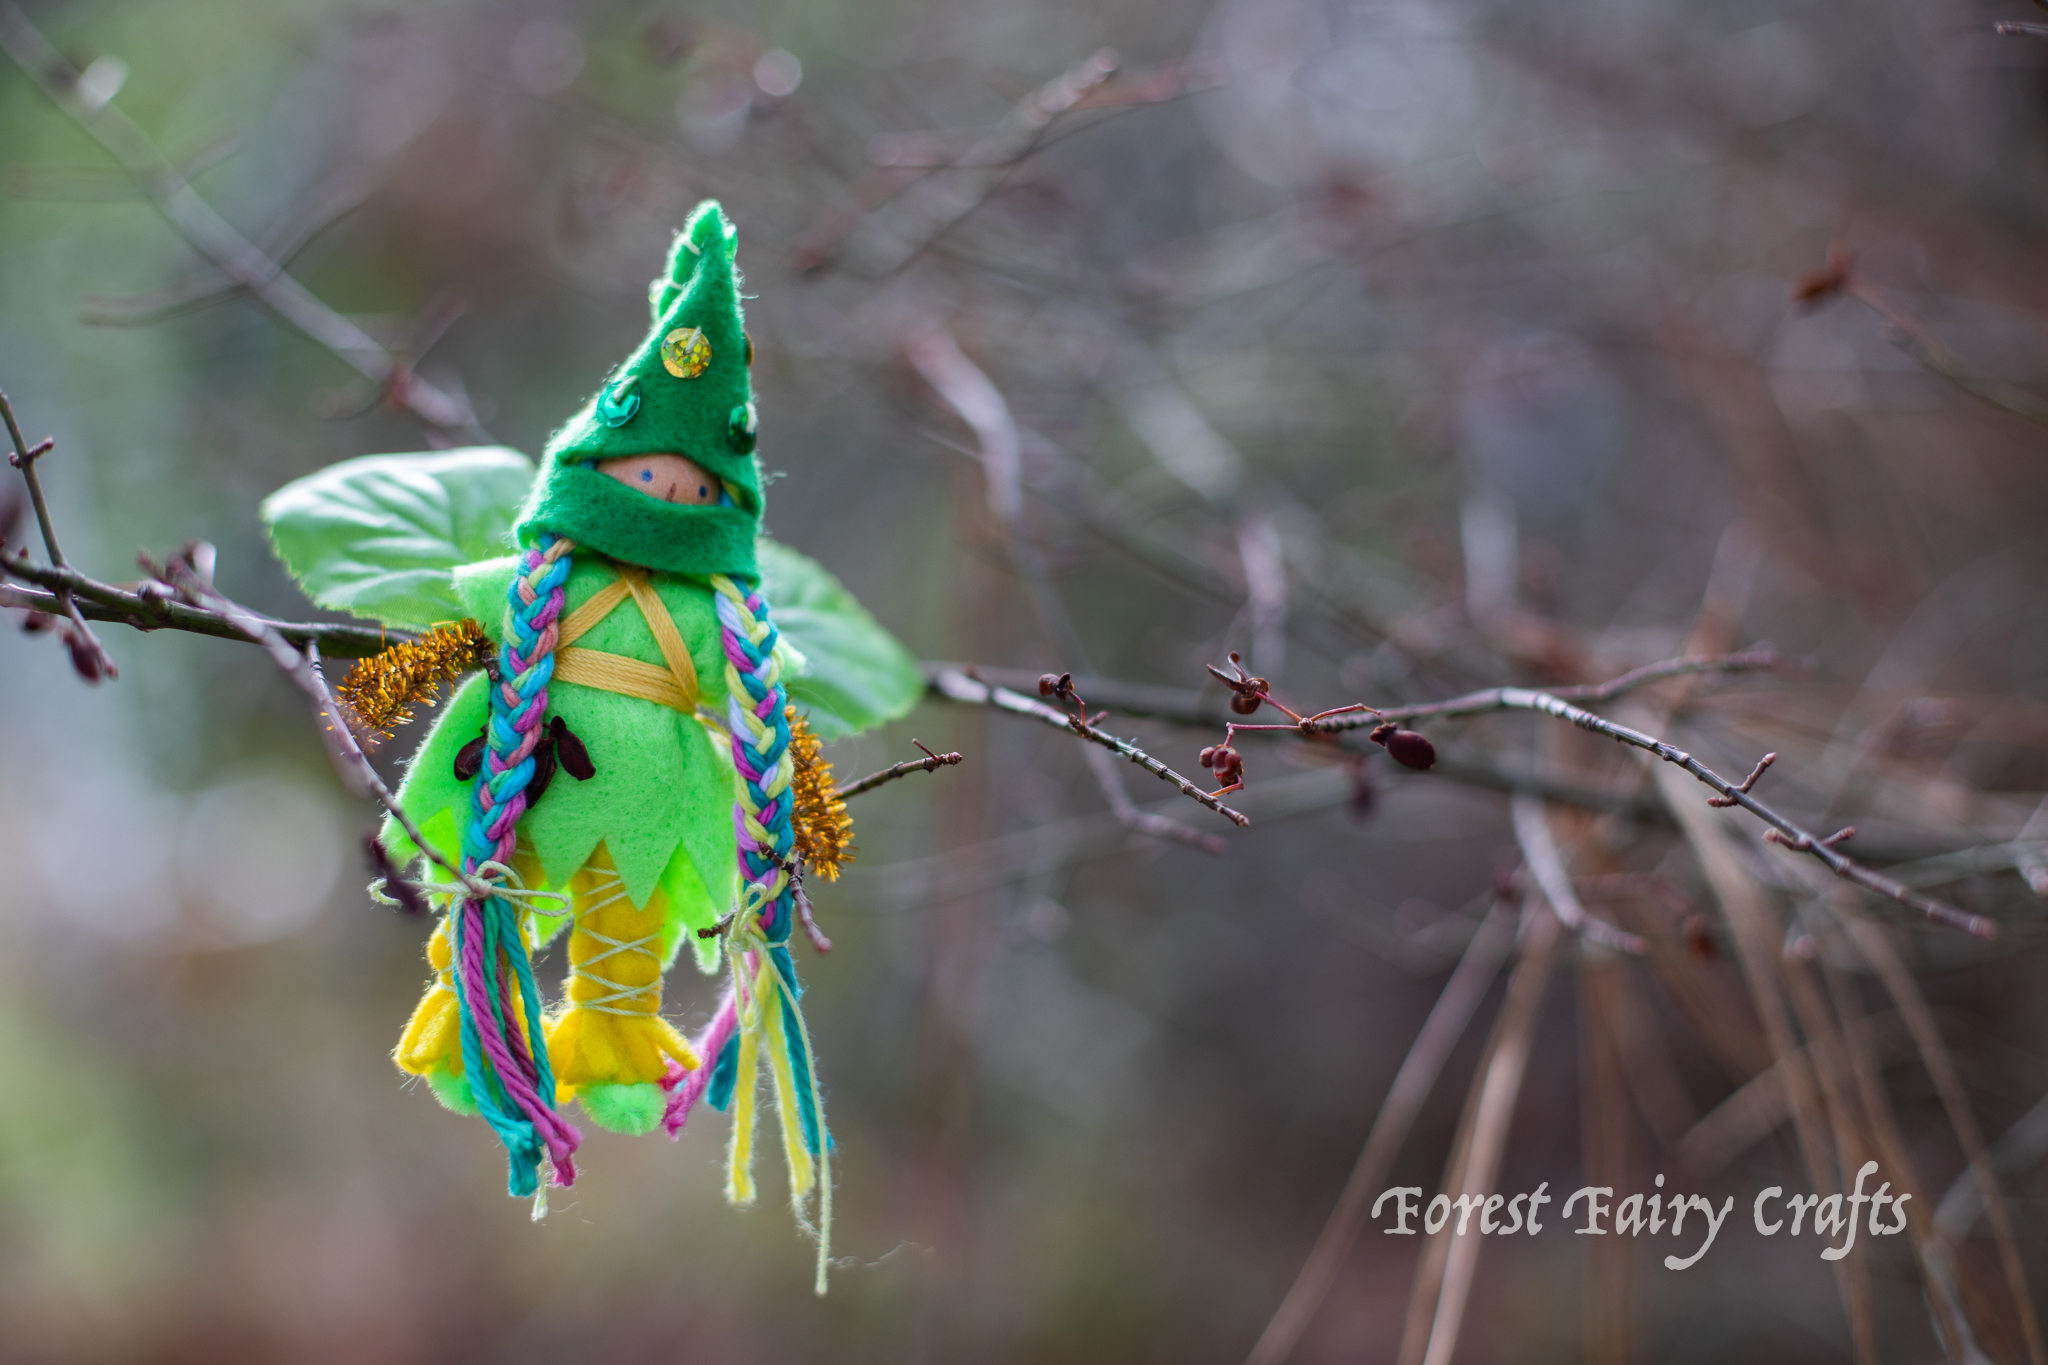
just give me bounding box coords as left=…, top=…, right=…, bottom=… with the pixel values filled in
left=144, top=548, right=479, bottom=896
left=1, top=557, right=409, bottom=656
left=1327, top=681, right=1990, bottom=937
left=835, top=742, right=964, bottom=800
left=0, top=4, right=485, bottom=437
left=931, top=667, right=1249, bottom=827
left=1510, top=793, right=1648, bottom=954
left=1, top=390, right=116, bottom=678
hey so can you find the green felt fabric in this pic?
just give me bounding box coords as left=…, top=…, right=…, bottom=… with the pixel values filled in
left=515, top=201, right=763, bottom=578
left=380, top=551, right=739, bottom=971
left=578, top=1082, right=667, bottom=1135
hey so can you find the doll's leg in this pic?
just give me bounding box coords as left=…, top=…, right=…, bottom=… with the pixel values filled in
left=393, top=915, right=477, bottom=1113
left=545, top=843, right=699, bottom=1133
left=394, top=844, right=551, bottom=1115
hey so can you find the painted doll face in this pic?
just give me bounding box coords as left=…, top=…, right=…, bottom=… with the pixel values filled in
left=595, top=453, right=723, bottom=505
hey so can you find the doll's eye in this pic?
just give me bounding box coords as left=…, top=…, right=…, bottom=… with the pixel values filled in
left=699, top=485, right=709, bottom=498
left=641, top=470, right=653, bottom=482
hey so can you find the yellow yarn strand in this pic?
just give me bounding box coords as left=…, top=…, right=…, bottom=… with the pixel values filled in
left=761, top=984, right=817, bottom=1200
left=725, top=976, right=764, bottom=1207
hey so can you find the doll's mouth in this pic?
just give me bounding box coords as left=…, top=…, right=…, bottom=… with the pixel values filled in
left=594, top=453, right=725, bottom=506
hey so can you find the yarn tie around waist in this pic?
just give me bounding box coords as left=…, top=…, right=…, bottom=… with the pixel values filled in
left=453, top=533, right=583, bottom=1197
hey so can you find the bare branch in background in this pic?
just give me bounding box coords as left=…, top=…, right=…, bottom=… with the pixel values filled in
left=1246, top=898, right=1520, bottom=1365
left=796, top=49, right=1193, bottom=275
left=909, top=322, right=1222, bottom=850
left=1796, top=245, right=2048, bottom=431
left=1402, top=902, right=1562, bottom=1365
left=1510, top=795, right=1647, bottom=954
left=931, top=668, right=1249, bottom=826
left=0, top=4, right=487, bottom=438
left=1, top=391, right=117, bottom=680
left=1278, top=658, right=1994, bottom=937
left=834, top=742, right=965, bottom=801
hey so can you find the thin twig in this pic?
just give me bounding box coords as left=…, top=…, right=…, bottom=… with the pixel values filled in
left=148, top=549, right=479, bottom=897
left=1244, top=899, right=1519, bottom=1365
left=1082, top=744, right=1229, bottom=853
left=0, top=5, right=484, bottom=437
left=931, top=668, right=1249, bottom=826
left=1836, top=908, right=2047, bottom=1365
left=1, top=391, right=116, bottom=678
left=1847, top=277, right=2048, bottom=432
left=934, top=652, right=1778, bottom=733
left=1315, top=677, right=1992, bottom=937
left=835, top=743, right=965, bottom=800
left=1404, top=901, right=1563, bottom=1365
left=1796, top=247, right=2048, bottom=430
left=1656, top=763, right=1878, bottom=1358
left=907, top=325, right=1219, bottom=852
left=795, top=50, right=1180, bottom=274
left=1510, top=794, right=1648, bottom=954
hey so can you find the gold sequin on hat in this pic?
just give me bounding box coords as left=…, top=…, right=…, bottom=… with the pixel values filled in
left=660, top=326, right=713, bottom=378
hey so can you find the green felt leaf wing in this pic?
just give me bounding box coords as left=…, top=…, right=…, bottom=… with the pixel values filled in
left=260, top=447, right=538, bottom=630
left=758, top=539, right=923, bottom=740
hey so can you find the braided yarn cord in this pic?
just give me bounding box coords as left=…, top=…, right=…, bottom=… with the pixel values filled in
left=707, top=572, right=834, bottom=1294
left=453, top=533, right=583, bottom=1196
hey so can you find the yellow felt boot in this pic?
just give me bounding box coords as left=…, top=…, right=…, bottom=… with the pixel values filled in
left=545, top=844, right=698, bottom=1134
left=394, top=917, right=477, bottom=1114
left=396, top=849, right=554, bottom=1118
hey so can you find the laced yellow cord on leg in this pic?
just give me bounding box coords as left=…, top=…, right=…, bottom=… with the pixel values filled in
left=546, top=845, right=697, bottom=1100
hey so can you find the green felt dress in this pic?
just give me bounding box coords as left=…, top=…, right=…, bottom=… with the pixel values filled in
left=380, top=552, right=738, bottom=967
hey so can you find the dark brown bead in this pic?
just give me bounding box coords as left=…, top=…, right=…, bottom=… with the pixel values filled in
left=1382, top=729, right=1436, bottom=771
left=453, top=731, right=487, bottom=782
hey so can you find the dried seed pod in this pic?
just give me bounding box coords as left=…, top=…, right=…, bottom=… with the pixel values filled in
left=1038, top=673, right=1062, bottom=697
left=551, top=716, right=596, bottom=781
left=63, top=628, right=103, bottom=682
left=1198, top=744, right=1219, bottom=769
left=1208, top=743, right=1244, bottom=787
left=1229, top=691, right=1262, bottom=715
left=452, top=730, right=487, bottom=781
left=1380, top=729, right=1436, bottom=771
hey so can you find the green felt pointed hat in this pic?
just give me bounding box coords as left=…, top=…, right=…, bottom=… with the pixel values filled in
left=515, top=200, right=763, bottom=577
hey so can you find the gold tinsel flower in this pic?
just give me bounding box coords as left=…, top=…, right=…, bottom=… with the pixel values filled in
left=334, top=619, right=494, bottom=740
left=788, top=706, right=854, bottom=881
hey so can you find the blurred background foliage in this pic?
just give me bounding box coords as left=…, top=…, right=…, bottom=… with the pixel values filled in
left=3, top=0, right=2048, bottom=1359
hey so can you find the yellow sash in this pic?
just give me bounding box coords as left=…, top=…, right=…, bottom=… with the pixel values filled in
left=551, top=565, right=702, bottom=716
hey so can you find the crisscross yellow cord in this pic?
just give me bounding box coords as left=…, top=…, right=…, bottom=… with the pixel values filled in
left=551, top=563, right=704, bottom=716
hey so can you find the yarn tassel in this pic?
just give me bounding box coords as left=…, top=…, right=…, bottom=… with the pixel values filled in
left=662, top=986, right=739, bottom=1137
left=452, top=534, right=583, bottom=1196
left=706, top=573, right=835, bottom=1294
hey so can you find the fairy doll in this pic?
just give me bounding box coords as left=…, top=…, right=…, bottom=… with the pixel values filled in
left=262, top=201, right=918, bottom=1288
